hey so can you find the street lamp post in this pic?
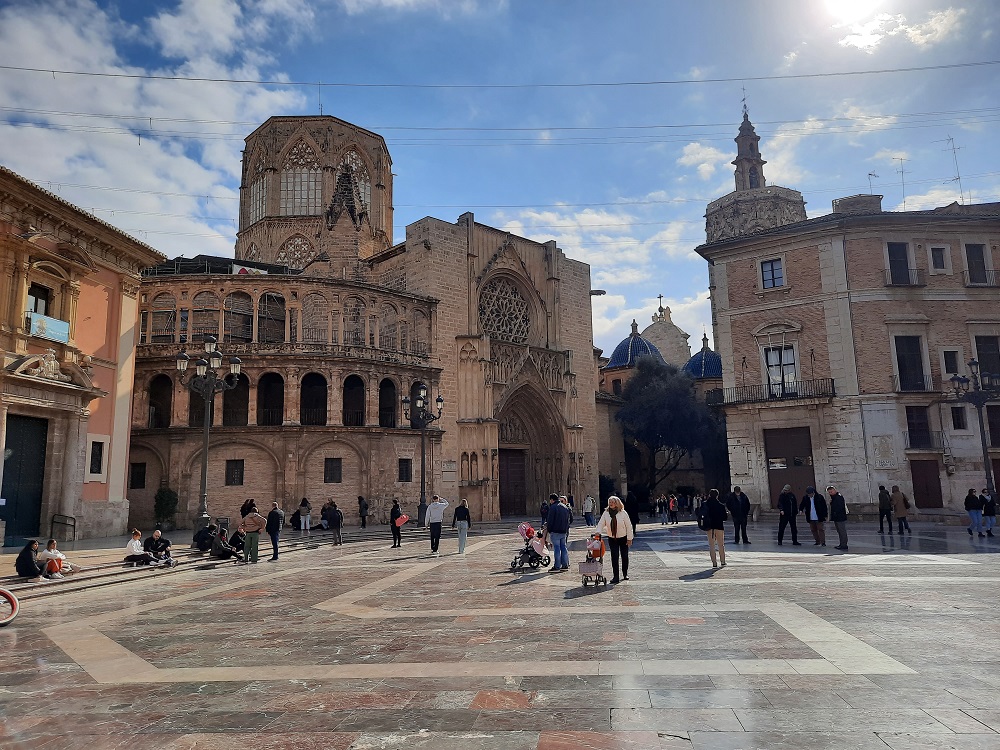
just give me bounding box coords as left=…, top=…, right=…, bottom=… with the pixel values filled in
left=175, top=336, right=242, bottom=529
left=402, top=385, right=444, bottom=527
left=949, top=359, right=999, bottom=496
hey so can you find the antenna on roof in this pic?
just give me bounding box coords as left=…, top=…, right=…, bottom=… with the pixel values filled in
left=934, top=135, right=966, bottom=204
left=741, top=84, right=749, bottom=119
left=894, top=156, right=908, bottom=210
left=867, top=172, right=878, bottom=195
left=318, top=81, right=323, bottom=115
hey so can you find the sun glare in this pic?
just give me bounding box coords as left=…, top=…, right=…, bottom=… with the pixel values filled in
left=824, top=0, right=881, bottom=25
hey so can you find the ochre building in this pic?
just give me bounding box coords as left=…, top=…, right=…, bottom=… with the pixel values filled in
left=128, top=115, right=600, bottom=528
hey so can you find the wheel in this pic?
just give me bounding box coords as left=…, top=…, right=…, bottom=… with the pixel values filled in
left=582, top=578, right=589, bottom=587
left=529, top=558, right=541, bottom=569
left=542, top=556, right=551, bottom=566
left=510, top=559, right=519, bottom=571
left=0, top=588, right=19, bottom=627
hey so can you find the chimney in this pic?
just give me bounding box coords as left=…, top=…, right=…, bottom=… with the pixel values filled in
left=832, top=194, right=883, bottom=214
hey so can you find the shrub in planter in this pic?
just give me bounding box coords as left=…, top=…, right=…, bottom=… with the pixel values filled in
left=154, top=486, right=179, bottom=529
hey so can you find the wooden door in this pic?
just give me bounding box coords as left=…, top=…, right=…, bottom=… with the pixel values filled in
left=763, top=427, right=816, bottom=508
left=909, top=459, right=943, bottom=508
left=1, top=415, right=49, bottom=542
left=498, top=449, right=526, bottom=518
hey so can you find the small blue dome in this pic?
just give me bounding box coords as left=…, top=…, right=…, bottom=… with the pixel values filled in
left=605, top=320, right=665, bottom=369
left=683, top=334, right=722, bottom=379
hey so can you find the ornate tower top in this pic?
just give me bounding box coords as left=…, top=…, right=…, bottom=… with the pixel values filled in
left=733, top=112, right=767, bottom=192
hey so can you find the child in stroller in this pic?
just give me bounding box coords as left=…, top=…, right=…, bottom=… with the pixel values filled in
left=510, top=522, right=552, bottom=570
left=580, top=533, right=608, bottom=586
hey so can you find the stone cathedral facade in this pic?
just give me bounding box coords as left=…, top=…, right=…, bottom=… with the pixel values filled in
left=127, top=115, right=599, bottom=528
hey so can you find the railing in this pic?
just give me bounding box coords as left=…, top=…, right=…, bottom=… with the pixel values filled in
left=379, top=334, right=398, bottom=351
left=884, top=268, right=926, bottom=287
left=147, top=406, right=170, bottom=429
left=222, top=408, right=248, bottom=427
left=223, top=325, right=253, bottom=343
left=379, top=408, right=398, bottom=428
left=904, top=430, right=947, bottom=450
left=705, top=378, right=836, bottom=406
left=150, top=328, right=175, bottom=343
left=300, top=408, right=327, bottom=426
left=893, top=373, right=935, bottom=392
left=342, top=409, right=365, bottom=427
left=963, top=269, right=1000, bottom=287
left=257, top=408, right=283, bottom=426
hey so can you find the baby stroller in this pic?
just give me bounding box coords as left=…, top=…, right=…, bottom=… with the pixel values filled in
left=580, top=533, right=608, bottom=587
left=510, top=522, right=552, bottom=570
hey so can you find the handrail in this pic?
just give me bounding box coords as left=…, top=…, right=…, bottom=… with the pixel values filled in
left=706, top=378, right=836, bottom=406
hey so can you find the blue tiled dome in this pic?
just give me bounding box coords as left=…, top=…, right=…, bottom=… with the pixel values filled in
left=683, top=334, right=722, bottom=379
left=605, top=320, right=665, bottom=369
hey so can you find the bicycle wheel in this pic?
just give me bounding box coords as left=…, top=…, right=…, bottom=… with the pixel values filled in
left=0, top=588, right=19, bottom=626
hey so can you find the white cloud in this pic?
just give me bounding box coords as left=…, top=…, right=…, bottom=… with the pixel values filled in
left=838, top=8, right=966, bottom=53
left=871, top=147, right=909, bottom=163
left=591, top=290, right=713, bottom=355
left=677, top=142, right=730, bottom=180
left=338, top=0, right=505, bottom=16
left=892, top=185, right=963, bottom=211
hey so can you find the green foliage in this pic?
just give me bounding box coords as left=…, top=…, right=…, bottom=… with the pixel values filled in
left=599, top=474, right=617, bottom=502
left=615, top=357, right=725, bottom=495
left=154, top=486, right=179, bottom=524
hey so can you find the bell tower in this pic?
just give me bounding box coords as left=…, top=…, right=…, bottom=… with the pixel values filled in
left=733, top=111, right=767, bottom=192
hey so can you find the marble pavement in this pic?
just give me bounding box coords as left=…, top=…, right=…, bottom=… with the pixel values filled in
left=2, top=520, right=1000, bottom=749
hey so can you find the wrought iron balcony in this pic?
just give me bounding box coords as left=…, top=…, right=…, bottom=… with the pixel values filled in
left=893, top=373, right=935, bottom=392
left=300, top=408, right=328, bottom=426
left=963, top=269, right=1000, bottom=287
left=904, top=430, right=947, bottom=451
left=342, top=409, right=365, bottom=427
left=884, top=268, right=926, bottom=287
left=705, top=378, right=836, bottom=406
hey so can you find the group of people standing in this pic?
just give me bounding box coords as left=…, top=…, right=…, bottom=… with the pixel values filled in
left=964, top=488, right=997, bottom=538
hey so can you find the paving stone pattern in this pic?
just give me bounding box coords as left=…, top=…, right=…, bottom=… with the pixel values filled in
left=2, top=520, right=1000, bottom=749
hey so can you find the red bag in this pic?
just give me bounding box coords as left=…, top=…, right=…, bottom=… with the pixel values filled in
left=395, top=514, right=409, bottom=527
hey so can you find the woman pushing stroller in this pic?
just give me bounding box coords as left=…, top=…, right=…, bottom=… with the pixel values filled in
left=596, top=495, right=634, bottom=584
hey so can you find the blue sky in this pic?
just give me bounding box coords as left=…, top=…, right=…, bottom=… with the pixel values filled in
left=0, top=0, right=996, bottom=355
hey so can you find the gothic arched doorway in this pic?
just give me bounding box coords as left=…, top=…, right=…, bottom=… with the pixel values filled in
left=496, top=384, right=564, bottom=518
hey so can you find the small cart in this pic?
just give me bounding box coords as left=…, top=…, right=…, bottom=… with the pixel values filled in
left=579, top=559, right=607, bottom=587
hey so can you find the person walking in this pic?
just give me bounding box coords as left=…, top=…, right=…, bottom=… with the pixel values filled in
left=668, top=494, right=679, bottom=525
left=966, top=489, right=985, bottom=537
left=890, top=485, right=911, bottom=535
left=328, top=502, right=344, bottom=545
left=877, top=485, right=893, bottom=534
left=776, top=484, right=801, bottom=546
left=390, top=499, right=404, bottom=547
left=266, top=501, right=284, bottom=561
left=583, top=494, right=596, bottom=527
left=452, top=498, right=472, bottom=555
left=595, top=495, right=634, bottom=583
left=702, top=489, right=729, bottom=569
left=799, top=486, right=827, bottom=547
left=543, top=493, right=571, bottom=571
left=426, top=494, right=449, bottom=555
left=727, top=486, right=751, bottom=544
left=239, top=505, right=268, bottom=563
left=358, top=495, right=369, bottom=529
left=828, top=485, right=849, bottom=551
left=298, top=497, right=312, bottom=536
left=982, top=489, right=996, bottom=538
left=539, top=498, right=550, bottom=527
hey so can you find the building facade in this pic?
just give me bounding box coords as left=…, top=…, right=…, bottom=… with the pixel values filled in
left=129, top=115, right=600, bottom=529
left=698, top=116, right=1000, bottom=511
left=0, top=167, right=164, bottom=545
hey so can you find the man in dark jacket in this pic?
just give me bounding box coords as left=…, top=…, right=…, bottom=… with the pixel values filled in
left=776, top=484, right=800, bottom=546
left=982, top=489, right=996, bottom=538
left=965, top=489, right=985, bottom=537
left=543, top=494, right=572, bottom=571
left=726, top=486, right=751, bottom=544
left=192, top=524, right=215, bottom=552
left=877, top=485, right=893, bottom=534
left=265, top=501, right=284, bottom=561
left=799, top=486, right=828, bottom=546
left=828, top=485, right=849, bottom=550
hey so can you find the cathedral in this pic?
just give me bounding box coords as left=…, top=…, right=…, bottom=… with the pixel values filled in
left=127, top=115, right=600, bottom=528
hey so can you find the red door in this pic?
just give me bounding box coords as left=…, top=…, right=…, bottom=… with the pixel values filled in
left=908, top=459, right=943, bottom=508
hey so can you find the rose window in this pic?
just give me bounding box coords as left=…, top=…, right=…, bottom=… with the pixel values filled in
left=479, top=277, right=530, bottom=344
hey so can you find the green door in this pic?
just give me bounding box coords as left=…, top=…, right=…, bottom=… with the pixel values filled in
left=1, top=415, right=48, bottom=544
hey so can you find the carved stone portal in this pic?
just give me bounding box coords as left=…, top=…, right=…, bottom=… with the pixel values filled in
left=25, top=349, right=71, bottom=382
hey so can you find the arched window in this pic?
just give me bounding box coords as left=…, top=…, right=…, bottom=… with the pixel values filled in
left=301, top=293, right=329, bottom=344
left=340, top=150, right=371, bottom=213
left=275, top=235, right=315, bottom=269
left=749, top=166, right=760, bottom=189
left=191, top=291, right=220, bottom=343
left=300, top=373, right=328, bottom=426
left=247, top=149, right=267, bottom=225
left=147, top=374, right=173, bottom=428
left=257, top=373, right=284, bottom=426
left=342, top=375, right=366, bottom=426
left=409, top=381, right=426, bottom=428
left=223, top=292, right=253, bottom=343
left=344, top=297, right=366, bottom=347
left=188, top=389, right=208, bottom=427
left=279, top=140, right=322, bottom=216
left=222, top=374, right=250, bottom=426
left=150, top=294, right=177, bottom=343
left=412, top=310, right=429, bottom=355
left=378, top=378, right=397, bottom=428
left=258, top=293, right=286, bottom=344
left=379, top=305, right=398, bottom=350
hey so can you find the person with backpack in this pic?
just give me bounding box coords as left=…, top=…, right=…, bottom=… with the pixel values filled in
left=700, top=489, right=729, bottom=569
left=890, top=485, right=911, bottom=535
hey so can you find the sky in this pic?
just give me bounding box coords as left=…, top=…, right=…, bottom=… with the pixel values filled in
left=0, top=0, right=997, bottom=357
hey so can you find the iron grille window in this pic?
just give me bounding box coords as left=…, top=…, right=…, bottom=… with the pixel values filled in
left=398, top=458, right=413, bottom=483
left=89, top=441, right=104, bottom=475
left=324, top=457, right=343, bottom=484
left=225, top=459, right=245, bottom=486
left=129, top=462, right=147, bottom=490
left=761, top=259, right=784, bottom=289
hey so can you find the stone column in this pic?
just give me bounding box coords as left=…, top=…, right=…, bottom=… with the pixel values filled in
left=247, top=373, right=258, bottom=426
left=285, top=368, right=300, bottom=425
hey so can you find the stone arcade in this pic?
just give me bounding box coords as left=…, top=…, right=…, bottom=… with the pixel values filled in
left=128, top=115, right=599, bottom=528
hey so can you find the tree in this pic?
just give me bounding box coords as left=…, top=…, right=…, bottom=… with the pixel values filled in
left=615, top=357, right=724, bottom=496
left=154, top=486, right=179, bottom=526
